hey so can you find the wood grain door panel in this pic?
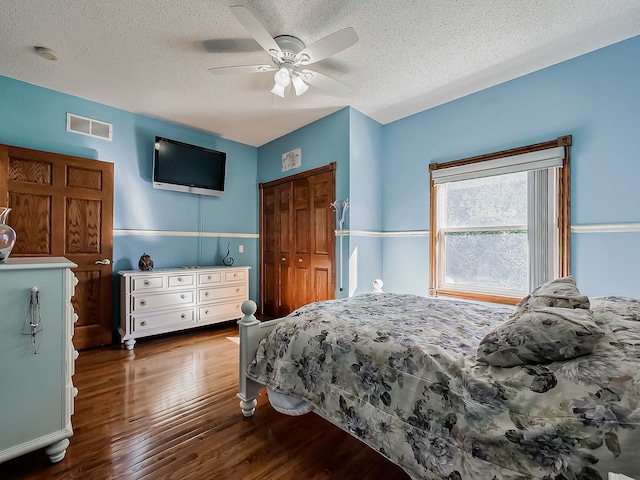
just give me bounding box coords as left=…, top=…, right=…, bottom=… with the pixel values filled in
left=8, top=191, right=52, bottom=254
left=0, top=144, right=114, bottom=349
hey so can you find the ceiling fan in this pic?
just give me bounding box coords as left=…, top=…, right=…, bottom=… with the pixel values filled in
left=208, top=5, right=359, bottom=97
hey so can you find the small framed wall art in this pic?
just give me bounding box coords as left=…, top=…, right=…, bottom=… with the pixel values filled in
left=282, top=147, right=301, bottom=172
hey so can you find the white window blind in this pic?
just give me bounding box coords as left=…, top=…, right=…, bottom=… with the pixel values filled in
left=527, top=168, right=558, bottom=289
left=431, top=146, right=565, bottom=185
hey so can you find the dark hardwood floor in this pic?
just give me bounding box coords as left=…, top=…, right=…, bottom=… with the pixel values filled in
left=0, top=323, right=409, bottom=479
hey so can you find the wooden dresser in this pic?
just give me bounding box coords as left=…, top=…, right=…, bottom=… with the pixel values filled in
left=119, top=266, right=250, bottom=350
left=0, top=257, right=78, bottom=464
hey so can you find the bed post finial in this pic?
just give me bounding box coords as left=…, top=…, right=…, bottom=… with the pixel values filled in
left=240, top=299, right=257, bottom=321
left=238, top=300, right=260, bottom=417
left=373, top=279, right=384, bottom=293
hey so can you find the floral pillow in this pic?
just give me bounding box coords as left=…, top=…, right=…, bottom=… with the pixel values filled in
left=476, top=306, right=604, bottom=367
left=512, top=276, right=590, bottom=316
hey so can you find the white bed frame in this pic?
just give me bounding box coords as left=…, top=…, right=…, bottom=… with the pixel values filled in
left=237, top=280, right=385, bottom=417
left=236, top=300, right=282, bottom=416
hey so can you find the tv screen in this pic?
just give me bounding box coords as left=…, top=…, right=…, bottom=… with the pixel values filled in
left=153, top=137, right=226, bottom=196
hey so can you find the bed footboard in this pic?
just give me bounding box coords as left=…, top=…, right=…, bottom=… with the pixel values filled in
left=237, top=300, right=283, bottom=417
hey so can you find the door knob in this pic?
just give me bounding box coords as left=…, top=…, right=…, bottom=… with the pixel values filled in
left=95, top=259, right=111, bottom=265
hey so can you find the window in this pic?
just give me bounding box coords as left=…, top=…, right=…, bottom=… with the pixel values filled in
left=429, top=136, right=571, bottom=305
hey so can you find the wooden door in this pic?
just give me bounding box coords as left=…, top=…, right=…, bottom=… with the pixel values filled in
left=308, top=170, right=334, bottom=303
left=261, top=182, right=293, bottom=317
left=0, top=144, right=114, bottom=349
left=260, top=163, right=335, bottom=316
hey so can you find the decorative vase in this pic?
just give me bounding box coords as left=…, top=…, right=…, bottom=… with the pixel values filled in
left=0, top=207, right=17, bottom=263
left=222, top=240, right=234, bottom=266
left=138, top=253, right=154, bottom=271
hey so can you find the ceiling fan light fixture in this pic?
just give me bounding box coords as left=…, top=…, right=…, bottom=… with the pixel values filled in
left=271, top=83, right=286, bottom=97
left=292, top=75, right=309, bottom=96
left=216, top=6, right=359, bottom=98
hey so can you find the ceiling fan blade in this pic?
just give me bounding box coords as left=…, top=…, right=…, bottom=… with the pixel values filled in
left=208, top=65, right=275, bottom=75
left=295, top=28, right=358, bottom=65
left=299, top=69, right=352, bottom=97
left=230, top=5, right=282, bottom=58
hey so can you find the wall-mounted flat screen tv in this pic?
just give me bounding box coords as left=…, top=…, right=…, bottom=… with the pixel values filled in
left=153, top=137, right=226, bottom=196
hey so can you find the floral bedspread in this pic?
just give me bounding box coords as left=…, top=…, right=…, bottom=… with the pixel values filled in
left=246, top=293, right=640, bottom=480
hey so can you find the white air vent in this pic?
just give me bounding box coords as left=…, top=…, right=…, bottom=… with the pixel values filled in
left=66, top=113, right=112, bottom=141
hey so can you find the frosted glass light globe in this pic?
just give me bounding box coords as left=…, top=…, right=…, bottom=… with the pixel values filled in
left=274, top=67, right=291, bottom=87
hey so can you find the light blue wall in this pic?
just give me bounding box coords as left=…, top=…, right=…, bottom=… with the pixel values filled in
left=347, top=108, right=384, bottom=296
left=380, top=35, right=640, bottom=297
left=0, top=76, right=260, bottom=328
left=257, top=108, right=350, bottom=192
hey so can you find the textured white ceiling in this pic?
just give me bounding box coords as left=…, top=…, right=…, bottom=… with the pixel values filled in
left=1, top=1, right=639, bottom=147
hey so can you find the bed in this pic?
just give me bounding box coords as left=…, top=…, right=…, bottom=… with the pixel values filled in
left=237, top=278, right=640, bottom=480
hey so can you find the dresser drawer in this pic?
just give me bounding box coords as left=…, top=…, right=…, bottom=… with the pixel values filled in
left=131, top=275, right=164, bottom=292
left=198, top=300, right=243, bottom=322
left=167, top=273, right=195, bottom=289
left=225, top=270, right=246, bottom=283
left=132, top=308, right=195, bottom=331
left=198, top=271, right=223, bottom=286
left=199, top=284, right=247, bottom=303
left=132, top=290, right=195, bottom=312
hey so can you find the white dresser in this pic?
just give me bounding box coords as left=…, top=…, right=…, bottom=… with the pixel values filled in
left=119, top=266, right=250, bottom=350
left=0, top=257, right=78, bottom=464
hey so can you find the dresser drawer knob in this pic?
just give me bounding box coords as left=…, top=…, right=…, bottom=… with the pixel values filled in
left=236, top=288, right=240, bottom=293
left=144, top=280, right=150, bottom=286
left=140, top=300, right=146, bottom=306
left=178, top=277, right=183, bottom=282
left=205, top=310, right=209, bottom=315
left=181, top=314, right=186, bottom=319
left=180, top=294, right=186, bottom=300
left=205, top=292, right=209, bottom=296
left=207, top=275, right=212, bottom=280
left=140, top=320, right=147, bottom=326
